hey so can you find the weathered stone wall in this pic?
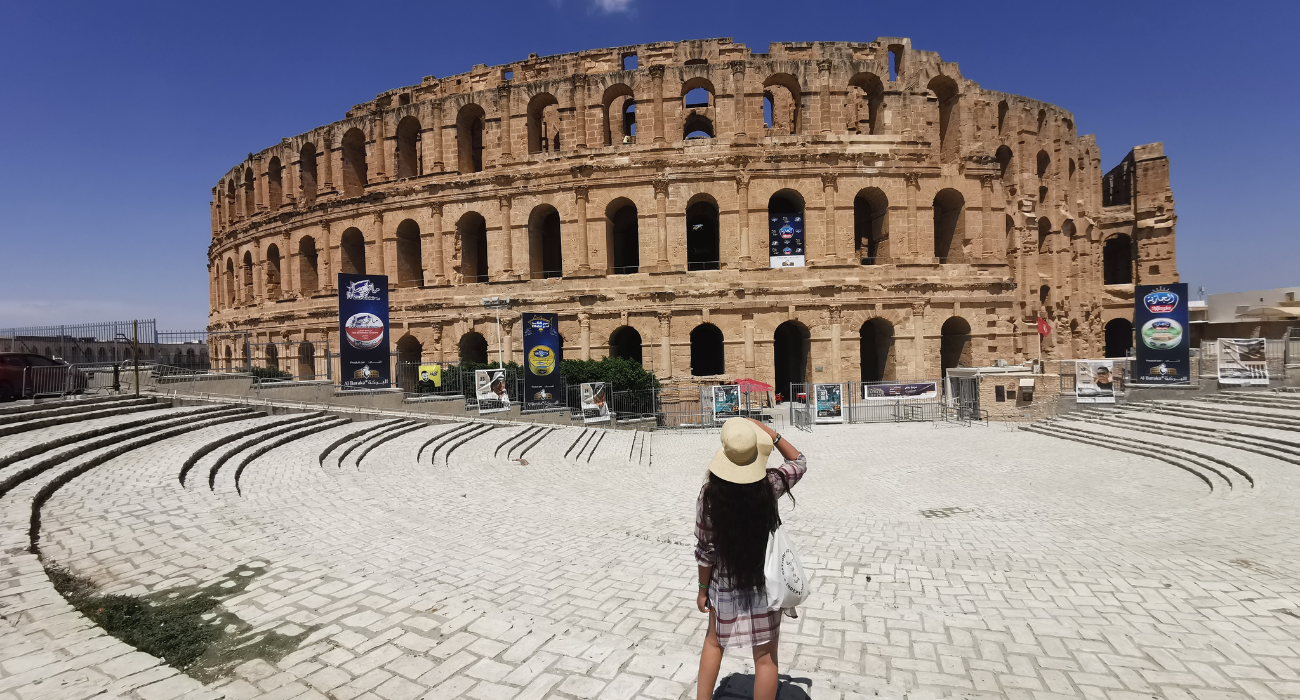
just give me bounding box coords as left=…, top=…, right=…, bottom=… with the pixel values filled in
left=206, top=37, right=1178, bottom=390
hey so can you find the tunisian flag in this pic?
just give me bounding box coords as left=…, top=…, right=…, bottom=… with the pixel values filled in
left=1037, top=318, right=1051, bottom=336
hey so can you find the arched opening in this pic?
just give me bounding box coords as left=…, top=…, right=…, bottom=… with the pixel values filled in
left=298, top=341, right=316, bottom=379
left=459, top=331, right=488, bottom=364
left=265, top=244, right=281, bottom=301
left=997, top=100, right=1009, bottom=135
left=527, top=93, right=562, bottom=153
left=1037, top=109, right=1047, bottom=133
left=773, top=321, right=809, bottom=402
left=927, top=76, right=959, bottom=162
left=340, top=228, right=366, bottom=275
left=224, top=346, right=233, bottom=370
left=602, top=84, right=635, bottom=145
left=686, top=198, right=719, bottom=271
left=527, top=205, right=563, bottom=279
left=1104, top=318, right=1133, bottom=358
left=1039, top=284, right=1051, bottom=304
left=1037, top=216, right=1053, bottom=258
left=395, top=116, right=422, bottom=179
left=396, top=335, right=422, bottom=391
left=298, top=236, right=319, bottom=295
left=609, top=326, right=643, bottom=366
left=682, top=79, right=714, bottom=140
left=1005, top=215, right=1017, bottom=254
left=1103, top=234, right=1133, bottom=285
left=299, top=143, right=318, bottom=205
left=767, top=189, right=805, bottom=266
left=762, top=74, right=800, bottom=135
left=847, top=73, right=884, bottom=135
left=225, top=180, right=236, bottom=222
left=683, top=85, right=711, bottom=108
left=606, top=199, right=640, bottom=274
left=860, top=318, right=896, bottom=382
left=267, top=157, right=283, bottom=210
left=690, top=323, right=725, bottom=377
left=224, top=258, right=236, bottom=308
left=265, top=343, right=280, bottom=372
left=456, top=104, right=486, bottom=173
left=1037, top=150, right=1051, bottom=178
left=241, top=251, right=254, bottom=303
left=939, top=317, right=972, bottom=377
left=396, top=219, right=423, bottom=286
left=853, top=187, right=889, bottom=265
left=185, top=348, right=196, bottom=369
left=340, top=128, right=367, bottom=197
left=683, top=114, right=714, bottom=139
left=995, top=145, right=1013, bottom=181
left=458, top=212, right=489, bottom=283
left=243, top=167, right=256, bottom=217
left=932, top=188, right=964, bottom=262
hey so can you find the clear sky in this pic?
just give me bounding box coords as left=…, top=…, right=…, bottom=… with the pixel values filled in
left=1, top=0, right=1295, bottom=330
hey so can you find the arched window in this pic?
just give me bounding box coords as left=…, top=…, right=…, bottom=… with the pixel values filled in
left=458, top=212, right=489, bottom=283
left=265, top=343, right=280, bottom=372
left=267, top=157, right=283, bottom=210
left=932, top=189, right=964, bottom=262
left=609, top=326, right=643, bottom=366
left=241, top=251, right=254, bottom=303
left=1005, top=215, right=1016, bottom=254
left=395, top=116, right=422, bottom=179
left=684, top=86, right=711, bottom=108
left=299, top=143, right=318, bottom=205
left=762, top=74, right=800, bottom=134
left=224, top=258, right=236, bottom=308
left=767, top=190, right=805, bottom=267
left=341, top=128, right=368, bottom=197
left=1104, top=318, right=1133, bottom=358
left=459, top=331, right=488, bottom=364
left=860, top=318, right=895, bottom=382
left=1037, top=150, right=1051, bottom=180
left=340, top=228, right=366, bottom=275
left=527, top=205, right=563, bottom=279
left=1037, top=216, right=1052, bottom=253
left=243, top=167, right=256, bottom=217
left=298, top=236, right=319, bottom=295
left=847, top=73, right=884, bottom=135
left=939, top=317, right=972, bottom=376
left=683, top=114, right=714, bottom=139
left=1103, top=234, right=1133, bottom=285
left=995, top=145, right=1013, bottom=181
left=226, top=180, right=237, bottom=222
left=224, top=345, right=233, bottom=370
left=682, top=79, right=714, bottom=140
left=298, top=341, right=316, bottom=379
left=997, top=100, right=1009, bottom=135
left=927, top=76, right=959, bottom=162
left=686, top=198, right=719, bottom=271
left=690, top=323, right=725, bottom=377
left=396, top=335, right=422, bottom=391
left=1037, top=109, right=1047, bottom=133
left=527, top=93, right=561, bottom=154
left=606, top=199, right=640, bottom=274
left=396, top=219, right=423, bottom=286
left=456, top=104, right=486, bottom=173
left=853, top=188, right=889, bottom=265
left=1039, top=284, right=1051, bottom=304
left=602, top=84, right=635, bottom=145
left=773, top=321, right=809, bottom=401
left=265, top=244, right=281, bottom=301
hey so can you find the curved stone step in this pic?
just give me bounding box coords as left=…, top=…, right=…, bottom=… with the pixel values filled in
left=516, top=426, right=559, bottom=461
left=232, top=417, right=351, bottom=494
left=1074, top=410, right=1300, bottom=468
left=318, top=418, right=406, bottom=467
left=207, top=415, right=341, bottom=489
left=0, top=394, right=124, bottom=418
left=353, top=421, right=435, bottom=469
left=334, top=419, right=418, bottom=468
left=1123, top=402, right=1300, bottom=433
left=1038, top=418, right=1251, bottom=491
left=442, top=424, right=498, bottom=467
left=179, top=411, right=324, bottom=486
left=0, top=398, right=165, bottom=437
left=422, top=422, right=481, bottom=464
left=1022, top=424, right=1216, bottom=492
left=495, top=425, right=543, bottom=459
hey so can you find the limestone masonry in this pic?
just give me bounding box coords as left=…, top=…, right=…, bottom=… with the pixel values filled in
left=207, top=37, right=1177, bottom=392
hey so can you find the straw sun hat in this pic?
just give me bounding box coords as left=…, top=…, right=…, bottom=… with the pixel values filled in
left=707, top=417, right=774, bottom=484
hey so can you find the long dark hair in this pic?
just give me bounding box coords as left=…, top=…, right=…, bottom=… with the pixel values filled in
left=702, top=469, right=795, bottom=604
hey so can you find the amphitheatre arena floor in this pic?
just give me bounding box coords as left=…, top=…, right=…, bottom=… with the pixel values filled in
left=4, top=394, right=1300, bottom=700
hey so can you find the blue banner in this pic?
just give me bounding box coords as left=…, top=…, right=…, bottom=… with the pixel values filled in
left=1133, top=282, right=1190, bottom=384
left=522, top=312, right=561, bottom=407
left=338, top=273, right=391, bottom=389
left=768, top=213, right=805, bottom=268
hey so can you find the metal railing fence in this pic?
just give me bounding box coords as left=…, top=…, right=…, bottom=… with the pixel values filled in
left=1199, top=339, right=1288, bottom=379
left=788, top=383, right=813, bottom=432
left=1, top=319, right=159, bottom=362
left=847, top=380, right=945, bottom=423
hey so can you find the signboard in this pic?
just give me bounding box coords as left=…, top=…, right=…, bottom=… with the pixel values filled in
left=475, top=369, right=511, bottom=414
left=338, top=273, right=391, bottom=389
left=417, top=364, right=442, bottom=389
left=712, top=385, right=740, bottom=420
left=768, top=212, right=805, bottom=268
left=813, top=383, right=843, bottom=423
left=863, top=381, right=938, bottom=400
left=1217, top=338, right=1269, bottom=385
left=522, top=312, right=561, bottom=407
left=1075, top=360, right=1116, bottom=403
left=1133, top=283, right=1190, bottom=384
left=580, top=382, right=610, bottom=423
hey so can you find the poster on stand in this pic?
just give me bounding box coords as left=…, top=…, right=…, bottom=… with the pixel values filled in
left=337, top=273, right=390, bottom=389
left=522, top=312, right=561, bottom=407
left=813, top=383, right=843, bottom=423
left=475, top=369, right=511, bottom=414
left=1075, top=360, right=1116, bottom=403
left=1133, top=283, right=1190, bottom=384
left=1217, top=339, right=1269, bottom=385
left=581, top=382, right=611, bottom=423
left=417, top=364, right=442, bottom=390
left=712, top=385, right=740, bottom=421
left=768, top=212, right=805, bottom=268
left=863, top=381, right=938, bottom=400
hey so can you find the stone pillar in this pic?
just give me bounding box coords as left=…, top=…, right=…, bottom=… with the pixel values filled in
left=321, top=222, right=335, bottom=293
left=322, top=129, right=334, bottom=192
left=432, top=323, right=444, bottom=364
left=498, top=193, right=514, bottom=277
left=500, top=317, right=515, bottom=366
left=375, top=212, right=394, bottom=284
left=736, top=173, right=752, bottom=267
left=980, top=175, right=995, bottom=258
left=653, top=177, right=669, bottom=268
left=426, top=203, right=444, bottom=285
left=373, top=118, right=387, bottom=182
left=743, top=318, right=755, bottom=374
left=821, top=173, right=839, bottom=262
left=579, top=313, right=592, bottom=360
left=650, top=65, right=666, bottom=144
left=730, top=62, right=747, bottom=138
left=431, top=103, right=445, bottom=172
left=497, top=85, right=513, bottom=163
left=252, top=244, right=264, bottom=303
left=911, top=302, right=926, bottom=378
left=572, top=75, right=589, bottom=149
left=829, top=305, right=842, bottom=382
left=574, top=185, right=591, bottom=272
left=904, top=172, right=919, bottom=261
left=817, top=59, right=833, bottom=134
left=657, top=311, right=672, bottom=377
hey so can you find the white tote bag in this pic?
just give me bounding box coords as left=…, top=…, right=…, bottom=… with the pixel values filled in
left=763, top=525, right=810, bottom=611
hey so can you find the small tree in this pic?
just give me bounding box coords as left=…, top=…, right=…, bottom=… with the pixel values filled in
left=558, top=356, right=659, bottom=391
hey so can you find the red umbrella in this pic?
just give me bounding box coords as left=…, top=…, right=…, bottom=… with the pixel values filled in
left=735, top=378, right=773, bottom=392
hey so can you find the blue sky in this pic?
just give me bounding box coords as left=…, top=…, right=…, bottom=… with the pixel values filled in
left=1, top=0, right=1296, bottom=330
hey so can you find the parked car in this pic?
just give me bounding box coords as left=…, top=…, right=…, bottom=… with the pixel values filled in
left=0, top=353, right=86, bottom=400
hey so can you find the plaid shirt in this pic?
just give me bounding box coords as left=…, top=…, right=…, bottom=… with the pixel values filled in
left=694, top=454, right=807, bottom=648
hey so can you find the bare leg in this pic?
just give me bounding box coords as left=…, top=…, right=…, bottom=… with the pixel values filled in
left=752, top=621, right=781, bottom=700
left=697, top=611, right=723, bottom=700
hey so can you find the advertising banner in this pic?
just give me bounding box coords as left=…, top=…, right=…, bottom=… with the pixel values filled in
left=337, top=273, right=391, bottom=389
left=1133, top=283, right=1190, bottom=384
left=522, top=312, right=561, bottom=407
left=1217, top=338, right=1269, bottom=385
left=580, top=382, right=611, bottom=423
left=814, top=383, right=843, bottom=423
left=863, top=381, right=939, bottom=400
left=475, top=369, right=511, bottom=414
left=1075, top=360, right=1116, bottom=403
left=712, top=385, right=740, bottom=420
left=417, top=364, right=442, bottom=389
left=768, top=212, right=805, bottom=268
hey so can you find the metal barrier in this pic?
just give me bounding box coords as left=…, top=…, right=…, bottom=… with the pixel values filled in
left=1199, top=339, right=1289, bottom=380
left=788, top=383, right=813, bottom=432
left=944, top=376, right=985, bottom=425
left=846, top=380, right=944, bottom=423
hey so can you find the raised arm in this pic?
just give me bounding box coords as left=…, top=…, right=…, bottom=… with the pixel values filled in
left=747, top=417, right=799, bottom=461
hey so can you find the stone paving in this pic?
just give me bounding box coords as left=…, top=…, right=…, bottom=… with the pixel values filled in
left=6, top=396, right=1300, bottom=700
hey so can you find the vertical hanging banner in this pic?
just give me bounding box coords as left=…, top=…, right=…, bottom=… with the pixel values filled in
left=1133, top=282, right=1190, bottom=384
left=522, top=312, right=561, bottom=407
left=768, top=212, right=805, bottom=268
left=337, top=273, right=391, bottom=389
left=1217, top=338, right=1269, bottom=385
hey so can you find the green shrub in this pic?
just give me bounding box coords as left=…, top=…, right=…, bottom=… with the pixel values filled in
left=250, top=365, right=292, bottom=380
left=559, top=356, right=660, bottom=392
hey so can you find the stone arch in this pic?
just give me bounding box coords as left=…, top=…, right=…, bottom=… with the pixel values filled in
left=681, top=77, right=714, bottom=107
left=225, top=179, right=236, bottom=223
left=298, top=340, right=316, bottom=379
left=395, top=116, right=422, bottom=178
left=459, top=331, right=488, bottom=364
left=1104, top=318, right=1133, bottom=358
left=241, top=251, right=254, bottom=303
left=609, top=325, right=643, bottom=366
left=681, top=78, right=714, bottom=139
left=527, top=204, right=563, bottom=279
left=606, top=198, right=640, bottom=274
left=456, top=103, right=486, bottom=173
left=1103, top=233, right=1133, bottom=285
left=265, top=243, right=282, bottom=301
left=396, top=334, right=423, bottom=391
left=340, top=227, right=366, bottom=275
left=224, top=257, right=236, bottom=308
left=690, top=323, right=725, bottom=377
left=298, top=235, right=319, bottom=295
left=683, top=113, right=714, bottom=139
left=933, top=188, right=964, bottom=262
left=860, top=318, right=896, bottom=382
left=927, top=75, right=959, bottom=162
left=458, top=211, right=489, bottom=283
left=686, top=194, right=719, bottom=270
left=995, top=145, right=1013, bottom=181
left=773, top=320, right=810, bottom=401
left=396, top=219, right=423, bottom=286
left=527, top=92, right=561, bottom=154
left=1037, top=216, right=1053, bottom=253
left=264, top=343, right=280, bottom=371
left=299, top=142, right=318, bottom=204
left=602, top=83, right=635, bottom=145
left=997, top=99, right=1009, bottom=135
left=853, top=187, right=889, bottom=264
left=767, top=188, right=805, bottom=265
left=939, top=316, right=973, bottom=376
left=242, top=166, right=256, bottom=217
left=340, top=128, right=367, bottom=197
left=847, top=72, right=884, bottom=135
left=762, top=73, right=801, bottom=134
left=267, top=157, right=283, bottom=210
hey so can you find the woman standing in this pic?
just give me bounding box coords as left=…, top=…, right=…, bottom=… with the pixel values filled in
left=695, top=417, right=807, bottom=700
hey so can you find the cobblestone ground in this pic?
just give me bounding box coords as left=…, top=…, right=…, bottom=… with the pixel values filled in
left=19, top=401, right=1300, bottom=700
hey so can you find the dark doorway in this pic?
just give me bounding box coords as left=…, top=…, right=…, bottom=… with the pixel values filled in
left=686, top=200, right=719, bottom=271
left=690, top=324, right=724, bottom=376
left=860, top=318, right=895, bottom=382
left=939, top=317, right=972, bottom=376
left=609, top=326, right=643, bottom=365
left=459, top=332, right=488, bottom=364
left=773, top=321, right=810, bottom=402
left=1105, top=318, right=1133, bottom=358
left=1103, top=234, right=1133, bottom=285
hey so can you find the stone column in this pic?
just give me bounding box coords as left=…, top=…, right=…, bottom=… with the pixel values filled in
left=736, top=172, right=752, bottom=267
left=821, top=173, right=839, bottom=262
left=828, top=305, right=842, bottom=382
left=322, top=129, right=335, bottom=192
left=432, top=323, right=444, bottom=364
left=574, top=185, right=591, bottom=272
left=497, top=193, right=515, bottom=277
left=650, top=65, right=666, bottom=144
left=500, top=317, right=515, bottom=365
left=373, top=118, right=387, bottom=182
left=375, top=212, right=394, bottom=283
left=572, top=75, right=589, bottom=149
left=904, top=172, right=919, bottom=261
left=426, top=203, right=444, bottom=285
left=653, top=177, right=669, bottom=268
left=817, top=59, right=833, bottom=134
left=730, top=62, right=747, bottom=138
left=980, top=175, right=995, bottom=258
left=743, top=318, right=755, bottom=374
left=321, top=222, right=335, bottom=293
left=431, top=102, right=445, bottom=172
left=579, top=313, right=592, bottom=360
left=910, top=302, right=926, bottom=378
left=285, top=152, right=298, bottom=207
left=657, top=311, right=672, bottom=377
left=252, top=244, right=264, bottom=303
left=497, top=85, right=513, bottom=164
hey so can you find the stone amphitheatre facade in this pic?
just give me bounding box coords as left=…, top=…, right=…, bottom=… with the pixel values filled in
left=207, top=37, right=1178, bottom=395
